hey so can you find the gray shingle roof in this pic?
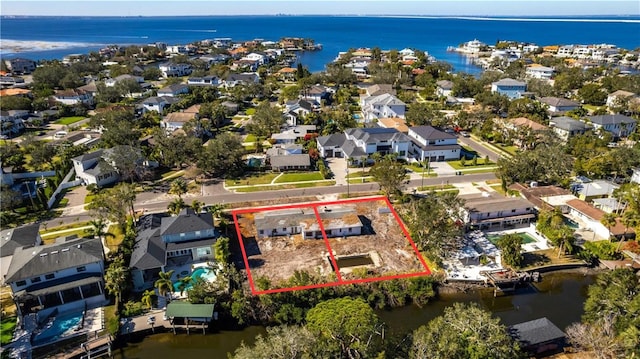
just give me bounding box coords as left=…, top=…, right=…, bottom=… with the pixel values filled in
left=129, top=228, right=166, bottom=270
left=160, top=208, right=215, bottom=236
left=410, top=126, right=457, bottom=141
left=550, top=117, right=589, bottom=131
left=270, top=154, right=310, bottom=168
left=539, top=97, right=579, bottom=108
left=72, top=149, right=104, bottom=163
left=345, top=127, right=404, bottom=143
left=436, top=80, right=453, bottom=90
left=342, top=140, right=367, bottom=157
left=493, top=78, right=527, bottom=87
left=317, top=133, right=346, bottom=147
left=166, top=237, right=217, bottom=251
left=587, top=114, right=637, bottom=125
left=509, top=317, right=565, bottom=347
left=0, top=223, right=40, bottom=258
left=5, top=237, right=103, bottom=283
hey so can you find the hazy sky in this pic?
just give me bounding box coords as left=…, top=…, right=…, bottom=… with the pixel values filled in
left=1, top=0, right=639, bottom=17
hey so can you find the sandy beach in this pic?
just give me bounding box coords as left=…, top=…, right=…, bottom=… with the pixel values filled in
left=0, top=39, right=99, bottom=54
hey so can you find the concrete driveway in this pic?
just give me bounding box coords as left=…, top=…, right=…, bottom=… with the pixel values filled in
left=325, top=157, right=348, bottom=185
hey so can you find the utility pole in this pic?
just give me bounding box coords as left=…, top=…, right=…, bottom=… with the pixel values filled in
left=346, top=165, right=350, bottom=198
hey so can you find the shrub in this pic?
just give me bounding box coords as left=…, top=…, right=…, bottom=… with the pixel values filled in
left=107, top=314, right=120, bottom=336
left=583, top=241, right=622, bottom=260
left=121, top=301, right=145, bottom=317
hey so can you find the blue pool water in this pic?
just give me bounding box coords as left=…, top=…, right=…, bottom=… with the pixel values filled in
left=32, top=311, right=83, bottom=346
left=173, top=267, right=216, bottom=292
left=564, top=217, right=580, bottom=229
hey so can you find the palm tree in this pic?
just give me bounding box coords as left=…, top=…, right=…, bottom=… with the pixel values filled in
left=206, top=203, right=226, bottom=220
left=169, top=178, right=188, bottom=199
left=176, top=276, right=193, bottom=296
left=556, top=227, right=576, bottom=258
left=167, top=198, right=186, bottom=215
left=617, top=210, right=639, bottom=251
left=105, top=258, right=128, bottom=307
left=154, top=270, right=175, bottom=300
left=191, top=199, right=203, bottom=214
left=141, top=289, right=155, bottom=310
left=600, top=212, right=617, bottom=242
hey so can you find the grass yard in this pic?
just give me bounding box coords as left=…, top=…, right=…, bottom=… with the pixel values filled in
left=489, top=184, right=506, bottom=195
left=54, top=116, right=85, bottom=125
left=346, top=170, right=370, bottom=178
left=234, top=181, right=335, bottom=192
left=495, top=144, right=519, bottom=156
left=520, top=249, right=584, bottom=270
left=40, top=221, right=91, bottom=235
left=245, top=108, right=256, bottom=116
left=225, top=173, right=279, bottom=186
left=41, top=229, right=89, bottom=244
left=418, top=184, right=457, bottom=191
left=447, top=158, right=493, bottom=169
left=105, top=224, right=125, bottom=252
left=244, top=134, right=257, bottom=143
left=405, top=164, right=430, bottom=173
left=348, top=177, right=374, bottom=184
left=274, top=172, right=324, bottom=183
left=1, top=316, right=17, bottom=345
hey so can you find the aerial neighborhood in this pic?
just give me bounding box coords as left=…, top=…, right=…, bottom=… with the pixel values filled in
left=0, top=34, right=639, bottom=358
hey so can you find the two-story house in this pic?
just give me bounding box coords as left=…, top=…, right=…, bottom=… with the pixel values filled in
left=316, top=128, right=410, bottom=163
left=606, top=90, right=637, bottom=108
left=436, top=80, right=454, bottom=97
left=52, top=89, right=94, bottom=106
left=630, top=167, right=640, bottom=185
left=129, top=209, right=218, bottom=291
left=407, top=126, right=461, bottom=162
left=4, top=58, right=37, bottom=74
left=72, top=150, right=120, bottom=187
left=162, top=104, right=200, bottom=133
left=159, top=63, right=192, bottom=78
left=283, top=99, right=315, bottom=127
left=491, top=78, right=527, bottom=99
left=141, top=96, right=179, bottom=114
left=360, top=93, right=406, bottom=121
left=586, top=114, right=637, bottom=139
left=6, top=237, right=106, bottom=320
left=462, top=193, right=536, bottom=230
left=549, top=117, right=591, bottom=141
left=0, top=111, right=25, bottom=138
left=525, top=65, right=554, bottom=80
left=0, top=223, right=41, bottom=285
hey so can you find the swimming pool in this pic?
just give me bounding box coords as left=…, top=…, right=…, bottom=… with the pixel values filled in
left=173, top=267, right=216, bottom=292
left=487, top=232, right=537, bottom=245
left=564, top=217, right=580, bottom=229
left=32, top=311, right=83, bottom=346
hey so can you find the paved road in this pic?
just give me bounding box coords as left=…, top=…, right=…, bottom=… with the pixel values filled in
left=45, top=172, right=496, bottom=227
left=457, top=136, right=504, bottom=163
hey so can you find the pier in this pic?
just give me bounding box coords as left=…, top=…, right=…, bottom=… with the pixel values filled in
left=480, top=269, right=533, bottom=297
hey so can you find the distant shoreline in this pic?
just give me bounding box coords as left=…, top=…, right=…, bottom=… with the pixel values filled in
left=0, top=39, right=100, bottom=55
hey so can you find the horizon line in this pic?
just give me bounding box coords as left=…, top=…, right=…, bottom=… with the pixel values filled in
left=2, top=13, right=639, bottom=18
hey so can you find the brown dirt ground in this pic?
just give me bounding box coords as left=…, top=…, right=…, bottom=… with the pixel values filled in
left=235, top=199, right=428, bottom=286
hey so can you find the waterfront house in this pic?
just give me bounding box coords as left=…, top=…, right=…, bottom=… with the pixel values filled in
left=539, top=97, right=580, bottom=114
left=254, top=206, right=363, bottom=240
left=316, top=127, right=411, bottom=163
left=407, top=125, right=461, bottom=162
left=490, top=78, right=527, bottom=99
left=525, top=65, right=554, bottom=80
left=157, top=84, right=190, bottom=97
left=0, top=223, right=42, bottom=285
left=6, top=237, right=107, bottom=320
left=566, top=199, right=632, bottom=239
left=4, top=58, right=37, bottom=74
left=130, top=209, right=218, bottom=291
left=509, top=317, right=566, bottom=355
left=549, top=116, right=591, bottom=141
left=461, top=193, right=536, bottom=230
left=141, top=96, right=179, bottom=114
left=585, top=114, right=637, bottom=139
left=360, top=93, right=406, bottom=121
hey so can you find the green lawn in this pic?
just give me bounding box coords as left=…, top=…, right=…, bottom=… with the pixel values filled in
left=244, top=134, right=257, bottom=143
left=274, top=172, right=324, bottom=183
left=40, top=221, right=91, bottom=235
left=235, top=181, right=335, bottom=192
left=54, top=116, right=85, bottom=125
left=418, top=184, right=457, bottom=191
left=495, top=144, right=519, bottom=156
left=225, top=173, right=279, bottom=186
left=348, top=178, right=374, bottom=184
left=105, top=224, right=125, bottom=252
left=489, top=184, right=506, bottom=195
left=405, top=164, right=429, bottom=173
left=1, top=316, right=17, bottom=345
left=245, top=108, right=256, bottom=116
left=447, top=158, right=493, bottom=169
left=346, top=170, right=370, bottom=178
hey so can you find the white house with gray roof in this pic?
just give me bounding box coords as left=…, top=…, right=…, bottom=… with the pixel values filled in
left=141, top=96, right=179, bottom=113
left=6, top=237, right=106, bottom=319
left=72, top=149, right=119, bottom=187
left=586, top=114, right=637, bottom=138
left=549, top=116, right=591, bottom=141
left=539, top=97, right=580, bottom=114
left=408, top=126, right=461, bottom=162
left=491, top=78, right=527, bottom=99
left=360, top=93, right=406, bottom=121
left=129, top=209, right=218, bottom=291
left=254, top=206, right=363, bottom=240
left=157, top=83, right=190, bottom=97
left=316, top=128, right=410, bottom=162
left=1, top=223, right=41, bottom=285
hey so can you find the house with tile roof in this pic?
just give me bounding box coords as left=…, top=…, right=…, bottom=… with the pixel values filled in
left=0, top=223, right=41, bottom=285
left=491, top=78, right=527, bottom=99
left=129, top=209, right=218, bottom=291
left=407, top=126, right=461, bottom=162
left=6, top=237, right=107, bottom=319
left=316, top=127, right=410, bottom=163
left=566, top=199, right=634, bottom=240
left=586, top=114, right=637, bottom=138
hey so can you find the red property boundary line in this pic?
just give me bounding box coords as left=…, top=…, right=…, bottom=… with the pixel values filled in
left=232, top=196, right=431, bottom=295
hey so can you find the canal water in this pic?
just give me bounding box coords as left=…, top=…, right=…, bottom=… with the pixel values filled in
left=113, top=271, right=593, bottom=358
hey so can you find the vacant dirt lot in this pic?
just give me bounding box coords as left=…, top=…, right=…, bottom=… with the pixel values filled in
left=234, top=198, right=428, bottom=287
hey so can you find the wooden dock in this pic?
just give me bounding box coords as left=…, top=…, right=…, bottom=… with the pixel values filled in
left=480, top=269, right=532, bottom=297
left=51, top=335, right=113, bottom=359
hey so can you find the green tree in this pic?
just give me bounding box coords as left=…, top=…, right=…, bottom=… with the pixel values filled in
left=232, top=325, right=321, bottom=359
left=141, top=289, right=155, bottom=310
left=578, top=83, right=608, bottom=106
left=246, top=101, right=284, bottom=138
left=600, top=212, right=617, bottom=241
left=154, top=270, right=175, bottom=299
left=197, top=132, right=245, bottom=177
left=175, top=276, right=193, bottom=296
left=411, top=302, right=521, bottom=359
left=104, top=257, right=129, bottom=307
left=169, top=178, right=188, bottom=199
left=167, top=198, right=186, bottom=215
left=214, top=236, right=230, bottom=265
left=306, top=297, right=382, bottom=358
left=497, top=234, right=523, bottom=268
left=369, top=155, right=406, bottom=196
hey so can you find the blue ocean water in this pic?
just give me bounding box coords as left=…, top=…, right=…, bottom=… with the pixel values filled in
left=1, top=15, right=639, bottom=73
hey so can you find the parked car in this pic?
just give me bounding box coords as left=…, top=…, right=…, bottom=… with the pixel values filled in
left=460, top=131, right=470, bottom=137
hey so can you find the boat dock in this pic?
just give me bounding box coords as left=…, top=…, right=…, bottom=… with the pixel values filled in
left=480, top=269, right=536, bottom=297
